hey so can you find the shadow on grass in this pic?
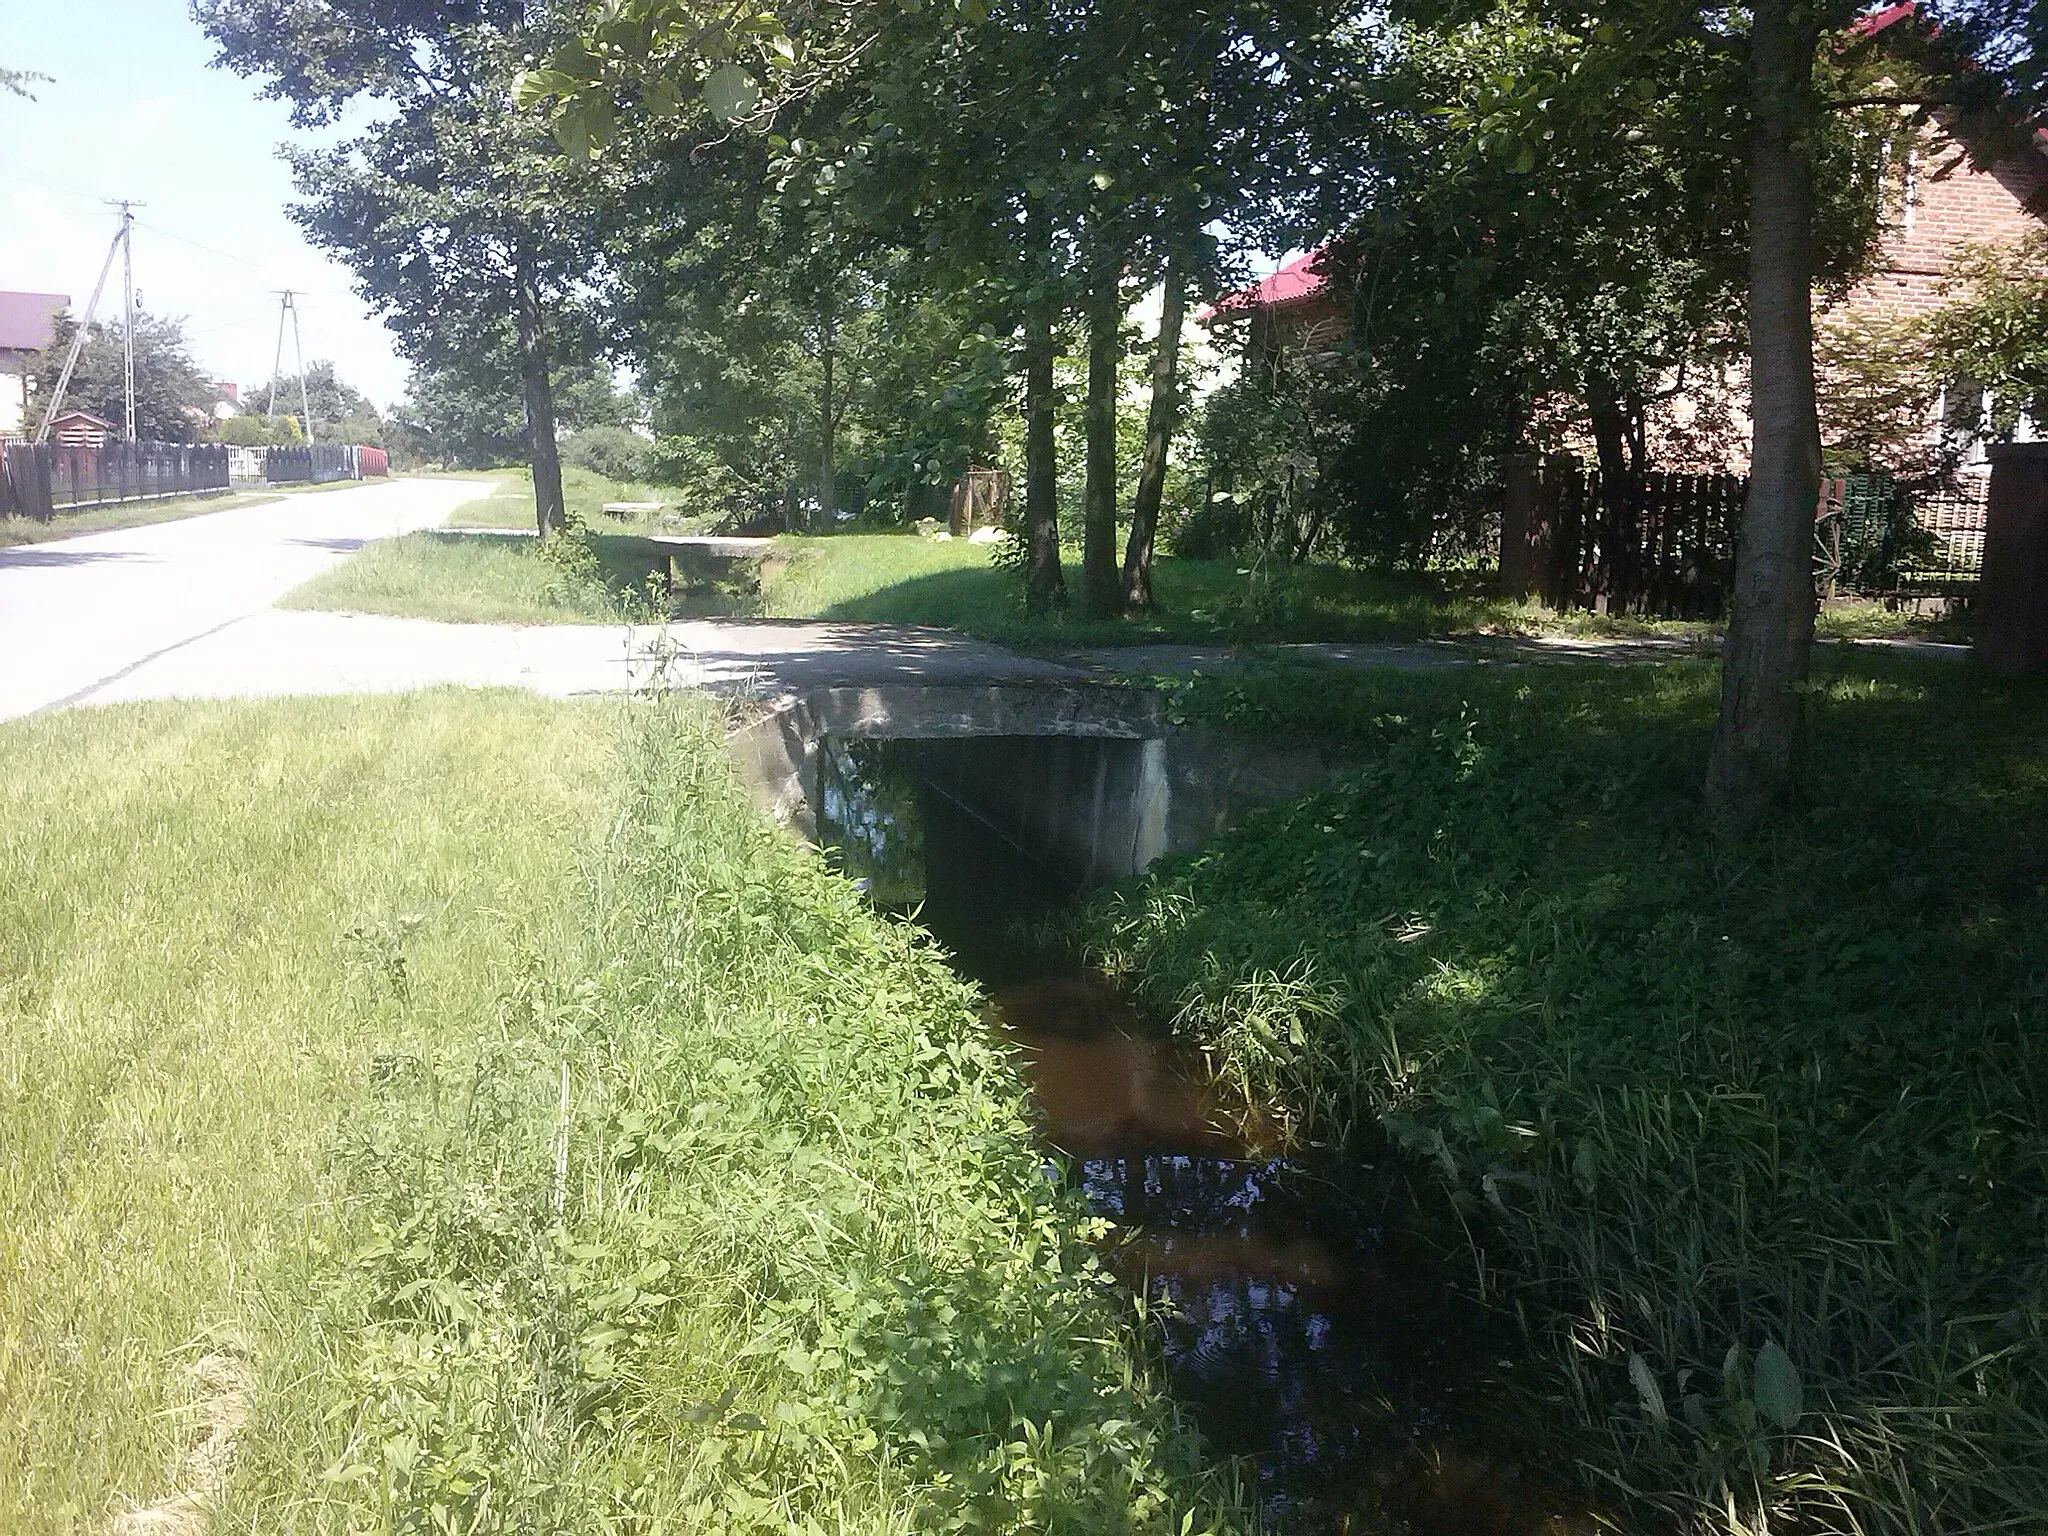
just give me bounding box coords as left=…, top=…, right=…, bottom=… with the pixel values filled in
left=1063, top=654, right=2048, bottom=1531
left=803, top=549, right=1690, bottom=649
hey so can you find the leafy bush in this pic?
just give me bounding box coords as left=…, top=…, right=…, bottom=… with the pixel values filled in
left=563, top=424, right=655, bottom=483
left=1062, top=658, right=2048, bottom=1533
left=217, top=413, right=302, bottom=446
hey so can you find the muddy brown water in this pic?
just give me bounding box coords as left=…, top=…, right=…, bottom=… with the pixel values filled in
left=820, top=741, right=1598, bottom=1534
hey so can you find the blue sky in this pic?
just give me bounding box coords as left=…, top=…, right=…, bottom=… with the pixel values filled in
left=0, top=4, right=409, bottom=408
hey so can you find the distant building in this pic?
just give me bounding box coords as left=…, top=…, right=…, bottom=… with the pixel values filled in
left=0, top=291, right=70, bottom=437
left=1206, top=103, right=2047, bottom=467
left=48, top=409, right=116, bottom=449
left=1200, top=249, right=1343, bottom=375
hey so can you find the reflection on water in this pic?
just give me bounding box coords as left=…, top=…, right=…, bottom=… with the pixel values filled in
left=994, top=983, right=1592, bottom=1536
left=820, top=737, right=1595, bottom=1535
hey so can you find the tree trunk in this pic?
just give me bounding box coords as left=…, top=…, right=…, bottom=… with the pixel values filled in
left=1023, top=310, right=1065, bottom=612
left=1706, top=0, right=1822, bottom=820
left=1588, top=380, right=1632, bottom=485
left=1081, top=273, right=1121, bottom=619
left=1123, top=256, right=1185, bottom=613
left=819, top=316, right=836, bottom=532
left=515, top=250, right=565, bottom=538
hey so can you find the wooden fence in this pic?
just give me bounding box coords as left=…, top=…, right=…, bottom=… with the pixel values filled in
left=0, top=440, right=230, bottom=520
left=264, top=444, right=358, bottom=484
left=2, top=438, right=390, bottom=522
left=1504, top=458, right=1992, bottom=618
left=1501, top=458, right=1744, bottom=617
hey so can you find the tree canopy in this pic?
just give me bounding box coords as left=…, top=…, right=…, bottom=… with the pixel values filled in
left=32, top=310, right=215, bottom=442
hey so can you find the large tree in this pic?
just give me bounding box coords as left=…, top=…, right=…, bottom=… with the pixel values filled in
left=197, top=0, right=604, bottom=536
left=32, top=310, right=214, bottom=442
left=526, top=0, right=1338, bottom=616
left=1382, top=0, right=2040, bottom=818
left=257, top=360, right=386, bottom=444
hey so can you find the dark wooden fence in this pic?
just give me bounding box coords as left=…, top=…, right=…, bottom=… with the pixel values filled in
left=1504, top=458, right=1992, bottom=617
left=263, top=444, right=357, bottom=484
left=0, top=442, right=55, bottom=521
left=1501, top=458, right=1744, bottom=617
left=3, top=437, right=391, bottom=522
left=0, top=440, right=231, bottom=520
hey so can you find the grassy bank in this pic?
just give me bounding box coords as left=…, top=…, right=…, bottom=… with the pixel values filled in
left=768, top=538, right=1963, bottom=647
left=281, top=528, right=671, bottom=623
left=447, top=465, right=719, bottom=535
left=2, top=694, right=1226, bottom=1533
left=1061, top=656, right=2048, bottom=1532
left=0, top=692, right=614, bottom=1528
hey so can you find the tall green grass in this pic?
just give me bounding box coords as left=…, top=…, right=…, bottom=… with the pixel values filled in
left=1, top=692, right=1232, bottom=1532
left=0, top=692, right=615, bottom=1531
left=1061, top=657, right=2048, bottom=1532
left=222, top=698, right=1231, bottom=1532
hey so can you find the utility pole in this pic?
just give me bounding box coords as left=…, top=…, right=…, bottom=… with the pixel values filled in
left=34, top=201, right=139, bottom=443
left=266, top=290, right=316, bottom=443
left=110, top=200, right=142, bottom=440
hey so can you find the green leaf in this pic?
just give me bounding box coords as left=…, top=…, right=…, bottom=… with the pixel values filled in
left=513, top=68, right=574, bottom=109
left=1753, top=1340, right=1803, bottom=1429
left=704, top=64, right=760, bottom=123
left=555, top=95, right=616, bottom=160
left=643, top=76, right=683, bottom=117
left=1628, top=1352, right=1667, bottom=1429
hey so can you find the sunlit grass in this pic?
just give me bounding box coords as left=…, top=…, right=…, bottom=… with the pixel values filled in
left=2, top=692, right=1231, bottom=1534
left=279, top=529, right=671, bottom=623
left=0, top=691, right=615, bottom=1531
left=449, top=465, right=722, bottom=536
left=287, top=502, right=1967, bottom=651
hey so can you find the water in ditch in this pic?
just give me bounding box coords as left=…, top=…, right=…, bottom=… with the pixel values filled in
left=818, top=738, right=1595, bottom=1535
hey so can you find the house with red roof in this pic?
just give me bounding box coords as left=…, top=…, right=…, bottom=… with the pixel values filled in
left=1208, top=3, right=2047, bottom=467
left=0, top=291, right=69, bottom=437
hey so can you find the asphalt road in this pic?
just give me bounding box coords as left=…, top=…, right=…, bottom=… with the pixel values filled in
left=0, top=480, right=1073, bottom=720
left=0, top=477, right=487, bottom=720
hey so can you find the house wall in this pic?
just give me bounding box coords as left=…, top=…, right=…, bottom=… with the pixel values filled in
left=0, top=350, right=32, bottom=436
left=1833, top=126, right=2048, bottom=323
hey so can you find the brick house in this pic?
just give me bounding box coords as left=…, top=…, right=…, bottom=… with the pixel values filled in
left=1210, top=10, right=2048, bottom=466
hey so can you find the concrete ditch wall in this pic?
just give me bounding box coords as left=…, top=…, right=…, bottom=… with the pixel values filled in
left=726, top=679, right=1354, bottom=884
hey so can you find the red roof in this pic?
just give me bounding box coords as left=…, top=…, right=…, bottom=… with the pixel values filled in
left=0, top=291, right=69, bottom=354
left=1851, top=0, right=1917, bottom=39
left=1200, top=248, right=1332, bottom=322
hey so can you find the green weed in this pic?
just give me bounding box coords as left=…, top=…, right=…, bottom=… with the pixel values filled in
left=1059, top=656, right=2048, bottom=1533
left=225, top=699, right=1239, bottom=1533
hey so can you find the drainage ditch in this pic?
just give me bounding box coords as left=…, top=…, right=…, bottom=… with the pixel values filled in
left=811, top=733, right=1598, bottom=1535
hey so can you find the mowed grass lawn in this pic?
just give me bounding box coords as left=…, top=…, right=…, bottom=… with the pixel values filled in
left=0, top=693, right=1225, bottom=1534
left=291, top=510, right=1955, bottom=650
